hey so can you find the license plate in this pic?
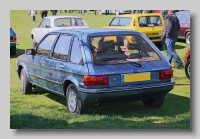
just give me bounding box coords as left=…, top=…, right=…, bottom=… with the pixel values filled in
left=146, top=32, right=158, bottom=37
left=121, top=72, right=151, bottom=82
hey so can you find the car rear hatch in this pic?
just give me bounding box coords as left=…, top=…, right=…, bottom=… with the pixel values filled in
left=91, top=61, right=172, bottom=88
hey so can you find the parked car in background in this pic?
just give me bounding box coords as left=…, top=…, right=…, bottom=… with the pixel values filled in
left=175, top=10, right=190, bottom=45
left=98, top=10, right=131, bottom=15
left=102, top=13, right=165, bottom=47
left=16, top=28, right=175, bottom=114
left=31, top=16, right=89, bottom=47
left=184, top=48, right=190, bottom=80
left=10, top=26, right=17, bottom=55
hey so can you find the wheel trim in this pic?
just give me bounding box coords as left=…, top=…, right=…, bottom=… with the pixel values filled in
left=187, top=63, right=190, bottom=76
left=186, top=34, right=190, bottom=44
left=68, top=90, right=77, bottom=113
left=21, top=74, right=24, bottom=91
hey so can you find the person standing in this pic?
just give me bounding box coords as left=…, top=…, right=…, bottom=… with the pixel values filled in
left=51, top=10, right=57, bottom=16
left=78, top=10, right=82, bottom=15
left=161, top=10, right=183, bottom=68
left=30, top=10, right=37, bottom=23
left=41, top=10, right=48, bottom=18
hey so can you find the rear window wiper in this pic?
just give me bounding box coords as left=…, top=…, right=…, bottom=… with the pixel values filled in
left=125, top=60, right=142, bottom=67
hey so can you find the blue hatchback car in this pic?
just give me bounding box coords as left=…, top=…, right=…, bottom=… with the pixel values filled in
left=15, top=28, right=175, bottom=114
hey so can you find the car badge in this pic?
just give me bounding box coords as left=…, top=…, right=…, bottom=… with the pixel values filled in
left=134, top=69, right=137, bottom=73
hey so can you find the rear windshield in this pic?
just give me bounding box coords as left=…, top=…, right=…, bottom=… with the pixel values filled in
left=138, top=16, right=162, bottom=27
left=89, top=34, right=162, bottom=65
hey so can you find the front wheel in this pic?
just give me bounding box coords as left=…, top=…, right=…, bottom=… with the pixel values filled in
left=142, top=96, right=165, bottom=108
left=185, top=59, right=190, bottom=80
left=66, top=84, right=87, bottom=114
left=20, top=68, right=32, bottom=95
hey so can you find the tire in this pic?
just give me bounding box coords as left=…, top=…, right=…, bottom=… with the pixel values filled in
left=32, top=36, right=37, bottom=48
left=142, top=96, right=165, bottom=108
left=66, top=84, right=87, bottom=114
left=185, top=59, right=190, bottom=80
left=10, top=45, right=16, bottom=55
left=20, top=68, right=32, bottom=95
left=185, top=32, right=190, bottom=45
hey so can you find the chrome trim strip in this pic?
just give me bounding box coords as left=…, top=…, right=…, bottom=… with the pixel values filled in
left=29, top=73, right=45, bottom=80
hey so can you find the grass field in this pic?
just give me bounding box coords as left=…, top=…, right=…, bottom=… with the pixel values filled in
left=10, top=10, right=190, bottom=129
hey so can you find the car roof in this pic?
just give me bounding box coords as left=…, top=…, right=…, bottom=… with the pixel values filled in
left=44, top=15, right=82, bottom=19
left=51, top=28, right=141, bottom=36
left=115, top=13, right=162, bottom=17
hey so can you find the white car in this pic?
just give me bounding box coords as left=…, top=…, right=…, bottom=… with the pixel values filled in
left=31, top=16, right=89, bottom=47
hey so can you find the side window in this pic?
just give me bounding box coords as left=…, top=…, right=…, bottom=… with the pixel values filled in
left=71, top=19, right=77, bottom=26
left=45, top=19, right=51, bottom=28
left=39, top=19, right=46, bottom=28
left=36, top=34, right=57, bottom=57
left=176, top=13, right=181, bottom=20
left=180, top=13, right=189, bottom=22
left=70, top=37, right=83, bottom=65
left=110, top=18, right=120, bottom=26
left=52, top=35, right=72, bottom=60
left=118, top=18, right=131, bottom=26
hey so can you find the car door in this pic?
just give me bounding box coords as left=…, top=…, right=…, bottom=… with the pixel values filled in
left=28, top=33, right=58, bottom=89
left=45, top=34, right=72, bottom=95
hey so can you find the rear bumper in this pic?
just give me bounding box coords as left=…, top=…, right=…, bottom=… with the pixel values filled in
left=77, top=81, right=175, bottom=105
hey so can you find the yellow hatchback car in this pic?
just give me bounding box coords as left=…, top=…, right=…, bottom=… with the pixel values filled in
left=103, top=13, right=165, bottom=47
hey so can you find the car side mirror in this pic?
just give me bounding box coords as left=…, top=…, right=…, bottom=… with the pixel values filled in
left=25, top=49, right=36, bottom=55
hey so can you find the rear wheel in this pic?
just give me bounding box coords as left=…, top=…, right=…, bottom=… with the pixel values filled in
left=20, top=68, right=32, bottom=95
left=185, top=59, right=190, bottom=80
left=66, top=84, right=87, bottom=114
left=142, top=96, right=165, bottom=108
left=10, top=45, right=16, bottom=55
left=185, top=32, right=190, bottom=45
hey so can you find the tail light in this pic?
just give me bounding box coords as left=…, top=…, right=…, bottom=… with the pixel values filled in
left=159, top=69, right=173, bottom=79
left=13, top=36, right=17, bottom=41
left=83, top=75, right=108, bottom=86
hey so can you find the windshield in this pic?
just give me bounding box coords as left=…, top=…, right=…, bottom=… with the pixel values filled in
left=89, top=34, right=162, bottom=65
